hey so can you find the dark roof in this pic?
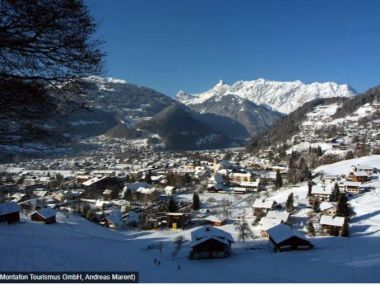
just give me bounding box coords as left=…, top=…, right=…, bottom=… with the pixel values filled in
left=0, top=202, right=20, bottom=215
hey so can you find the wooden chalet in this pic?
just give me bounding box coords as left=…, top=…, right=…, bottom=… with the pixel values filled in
left=319, top=215, right=345, bottom=235
left=0, top=202, right=20, bottom=224
left=267, top=224, right=313, bottom=252
left=236, top=181, right=261, bottom=192
left=349, top=171, right=369, bottom=183
left=30, top=208, right=57, bottom=224
left=352, top=164, right=374, bottom=176
left=189, top=226, right=234, bottom=259
left=252, top=199, right=277, bottom=216
left=309, top=186, right=332, bottom=205
left=320, top=202, right=337, bottom=216
left=342, top=182, right=364, bottom=195
left=322, top=175, right=340, bottom=184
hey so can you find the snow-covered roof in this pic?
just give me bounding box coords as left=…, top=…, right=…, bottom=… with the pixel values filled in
left=207, top=183, right=224, bottom=190
left=239, top=181, right=260, bottom=187
left=353, top=164, right=374, bottom=170
left=164, top=186, right=175, bottom=191
left=231, top=172, right=251, bottom=178
left=267, top=224, right=309, bottom=244
left=95, top=200, right=112, bottom=208
left=253, top=199, right=276, bottom=209
left=320, top=202, right=336, bottom=212
left=343, top=181, right=362, bottom=187
left=136, top=187, right=156, bottom=195
left=0, top=202, right=20, bottom=215
left=204, top=215, right=225, bottom=223
left=311, top=186, right=332, bottom=195
left=259, top=217, right=283, bottom=230
left=353, top=171, right=368, bottom=177
left=320, top=215, right=345, bottom=227
left=191, top=226, right=234, bottom=243
left=33, top=190, right=48, bottom=197
left=266, top=211, right=289, bottom=222
left=82, top=176, right=106, bottom=186
left=32, top=208, right=56, bottom=219
left=151, top=175, right=165, bottom=182
left=190, top=236, right=230, bottom=248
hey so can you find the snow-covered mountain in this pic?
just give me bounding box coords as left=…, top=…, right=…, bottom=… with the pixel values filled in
left=176, top=78, right=357, bottom=114
left=188, top=94, right=283, bottom=137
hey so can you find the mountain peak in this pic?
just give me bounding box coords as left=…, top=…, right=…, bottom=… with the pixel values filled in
left=176, top=78, right=357, bottom=114
left=214, top=79, right=226, bottom=88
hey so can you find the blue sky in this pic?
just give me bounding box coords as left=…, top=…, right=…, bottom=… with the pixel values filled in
left=87, top=0, right=380, bottom=96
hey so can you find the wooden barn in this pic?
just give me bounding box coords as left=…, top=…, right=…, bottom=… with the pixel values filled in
left=267, top=224, right=313, bottom=252
left=0, top=201, right=20, bottom=224
left=30, top=208, right=57, bottom=224
left=189, top=226, right=234, bottom=259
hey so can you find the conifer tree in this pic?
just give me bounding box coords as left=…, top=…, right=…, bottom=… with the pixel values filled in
left=317, top=145, right=323, bottom=156
left=168, top=196, right=178, bottom=213
left=307, top=180, right=313, bottom=197
left=192, top=192, right=200, bottom=210
left=313, top=198, right=320, bottom=213
left=286, top=193, right=295, bottom=213
left=144, top=171, right=152, bottom=184
left=331, top=183, right=340, bottom=202
left=337, top=194, right=350, bottom=219
left=275, top=169, right=283, bottom=189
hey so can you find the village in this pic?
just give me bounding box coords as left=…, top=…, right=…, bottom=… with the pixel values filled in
left=1, top=136, right=379, bottom=265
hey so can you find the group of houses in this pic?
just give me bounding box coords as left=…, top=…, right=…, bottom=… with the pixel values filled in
left=0, top=201, right=56, bottom=224
left=188, top=223, right=313, bottom=260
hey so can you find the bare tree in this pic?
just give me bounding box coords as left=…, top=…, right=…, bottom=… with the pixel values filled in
left=0, top=0, right=103, bottom=84
left=236, top=216, right=254, bottom=246
left=0, top=0, right=103, bottom=144
left=221, top=198, right=231, bottom=219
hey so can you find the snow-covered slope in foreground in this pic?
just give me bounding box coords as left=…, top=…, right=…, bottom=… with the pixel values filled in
left=2, top=178, right=380, bottom=284
left=176, top=79, right=356, bottom=114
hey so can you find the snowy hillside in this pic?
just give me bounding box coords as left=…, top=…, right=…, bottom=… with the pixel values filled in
left=1, top=195, right=380, bottom=282
left=314, top=155, right=380, bottom=176
left=176, top=79, right=356, bottom=114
